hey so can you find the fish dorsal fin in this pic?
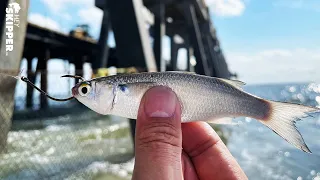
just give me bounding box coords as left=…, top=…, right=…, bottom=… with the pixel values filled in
left=217, top=78, right=246, bottom=90
left=166, top=71, right=196, bottom=74
left=165, top=71, right=245, bottom=89
left=166, top=71, right=245, bottom=89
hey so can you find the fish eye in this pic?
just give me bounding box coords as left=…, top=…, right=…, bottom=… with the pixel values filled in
left=78, top=83, right=91, bottom=96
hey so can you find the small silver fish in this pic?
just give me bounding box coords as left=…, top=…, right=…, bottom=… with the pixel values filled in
left=71, top=71, right=319, bottom=153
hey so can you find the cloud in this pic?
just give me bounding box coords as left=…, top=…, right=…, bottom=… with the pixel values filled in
left=40, top=0, right=102, bottom=38
left=225, top=48, right=320, bottom=84
left=41, top=0, right=93, bottom=21
left=41, top=0, right=61, bottom=13
left=61, top=13, right=72, bottom=21
left=41, top=0, right=93, bottom=14
left=205, top=0, right=245, bottom=17
left=77, top=6, right=103, bottom=38
left=28, top=13, right=62, bottom=32
left=258, top=49, right=292, bottom=58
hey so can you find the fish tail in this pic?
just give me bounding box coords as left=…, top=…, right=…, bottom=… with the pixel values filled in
left=258, top=100, right=320, bottom=153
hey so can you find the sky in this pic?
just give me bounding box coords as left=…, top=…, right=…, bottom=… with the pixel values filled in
left=25, top=0, right=320, bottom=85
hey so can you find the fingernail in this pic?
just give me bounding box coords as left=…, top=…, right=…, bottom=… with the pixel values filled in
left=144, top=86, right=177, bottom=118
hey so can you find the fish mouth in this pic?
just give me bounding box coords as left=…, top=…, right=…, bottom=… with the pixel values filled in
left=71, top=85, right=78, bottom=96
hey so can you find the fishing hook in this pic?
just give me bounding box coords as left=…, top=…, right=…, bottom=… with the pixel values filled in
left=21, top=76, right=74, bottom=101
left=61, top=75, right=85, bottom=82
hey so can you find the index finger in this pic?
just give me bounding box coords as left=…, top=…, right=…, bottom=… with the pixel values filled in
left=182, top=122, right=247, bottom=180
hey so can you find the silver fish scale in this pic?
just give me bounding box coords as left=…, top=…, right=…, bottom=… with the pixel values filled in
left=92, top=72, right=269, bottom=122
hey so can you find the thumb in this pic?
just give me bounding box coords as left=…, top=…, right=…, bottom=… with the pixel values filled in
left=132, top=86, right=183, bottom=180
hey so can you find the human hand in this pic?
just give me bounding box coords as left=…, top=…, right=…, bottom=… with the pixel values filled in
left=132, top=86, right=248, bottom=180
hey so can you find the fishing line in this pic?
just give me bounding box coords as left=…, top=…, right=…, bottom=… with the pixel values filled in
left=0, top=70, right=78, bottom=101
left=0, top=68, right=24, bottom=79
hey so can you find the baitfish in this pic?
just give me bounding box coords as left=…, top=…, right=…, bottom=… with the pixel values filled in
left=71, top=71, right=319, bottom=153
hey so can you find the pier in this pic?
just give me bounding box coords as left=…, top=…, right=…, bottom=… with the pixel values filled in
left=19, top=0, right=231, bottom=110
left=0, top=0, right=231, bottom=169
left=0, top=0, right=233, bottom=178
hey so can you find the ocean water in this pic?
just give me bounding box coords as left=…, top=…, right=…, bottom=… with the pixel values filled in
left=228, top=83, right=320, bottom=180
left=1, top=82, right=320, bottom=180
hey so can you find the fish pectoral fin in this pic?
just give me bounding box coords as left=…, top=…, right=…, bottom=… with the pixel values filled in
left=217, top=78, right=246, bottom=90
left=206, top=117, right=238, bottom=125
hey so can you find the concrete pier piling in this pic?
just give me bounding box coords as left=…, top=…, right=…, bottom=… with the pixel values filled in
left=153, top=2, right=166, bottom=72
left=0, top=0, right=29, bottom=153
